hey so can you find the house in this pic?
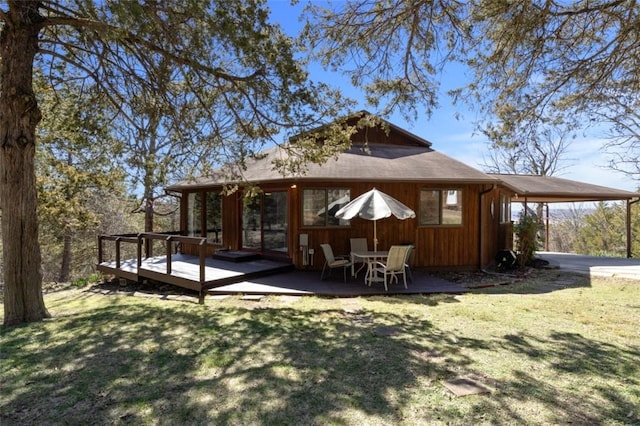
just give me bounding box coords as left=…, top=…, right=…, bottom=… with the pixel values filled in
left=165, top=114, right=514, bottom=271
left=98, top=113, right=639, bottom=298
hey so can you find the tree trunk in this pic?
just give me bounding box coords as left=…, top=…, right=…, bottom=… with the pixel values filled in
left=58, top=232, right=72, bottom=283
left=1, top=3, right=50, bottom=325
left=58, top=152, right=73, bottom=283
left=144, top=194, right=154, bottom=232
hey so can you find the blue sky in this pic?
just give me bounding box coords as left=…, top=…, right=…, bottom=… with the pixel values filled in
left=267, top=0, right=635, bottom=194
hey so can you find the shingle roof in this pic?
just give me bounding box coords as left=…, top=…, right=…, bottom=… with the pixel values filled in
left=166, top=144, right=499, bottom=191
left=164, top=112, right=639, bottom=204
left=494, top=174, right=639, bottom=202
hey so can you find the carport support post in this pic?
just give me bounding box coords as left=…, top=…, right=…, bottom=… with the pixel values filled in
left=545, top=204, right=550, bottom=251
left=628, top=200, right=631, bottom=258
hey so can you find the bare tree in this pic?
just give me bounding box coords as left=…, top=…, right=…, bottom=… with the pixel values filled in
left=303, top=1, right=640, bottom=178
left=482, top=123, right=573, bottom=176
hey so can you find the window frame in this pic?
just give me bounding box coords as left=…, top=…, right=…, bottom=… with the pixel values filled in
left=301, top=187, right=351, bottom=228
left=500, top=193, right=512, bottom=224
left=418, top=188, right=464, bottom=226
left=186, top=190, right=223, bottom=242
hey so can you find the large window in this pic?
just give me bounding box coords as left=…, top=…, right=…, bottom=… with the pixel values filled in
left=186, top=192, right=202, bottom=236
left=419, top=189, right=463, bottom=225
left=206, top=192, right=223, bottom=243
left=302, top=188, right=350, bottom=227
left=187, top=191, right=223, bottom=242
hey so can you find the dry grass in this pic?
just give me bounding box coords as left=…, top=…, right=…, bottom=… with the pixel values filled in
left=1, top=270, right=639, bottom=425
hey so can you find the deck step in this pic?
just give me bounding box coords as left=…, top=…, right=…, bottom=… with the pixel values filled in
left=203, top=261, right=294, bottom=289
left=212, top=250, right=261, bottom=262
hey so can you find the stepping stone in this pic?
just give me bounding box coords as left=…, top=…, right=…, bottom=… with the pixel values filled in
left=241, top=295, right=265, bottom=301
left=374, top=326, right=399, bottom=336
left=278, top=295, right=301, bottom=303
left=442, top=376, right=491, bottom=396
left=208, top=295, right=231, bottom=301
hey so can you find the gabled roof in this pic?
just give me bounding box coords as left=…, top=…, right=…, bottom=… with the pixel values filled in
left=494, top=174, right=639, bottom=203
left=292, top=110, right=433, bottom=148
left=165, top=112, right=639, bottom=204
left=167, top=143, right=499, bottom=191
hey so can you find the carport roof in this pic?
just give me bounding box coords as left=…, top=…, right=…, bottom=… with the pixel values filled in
left=493, top=174, right=639, bottom=203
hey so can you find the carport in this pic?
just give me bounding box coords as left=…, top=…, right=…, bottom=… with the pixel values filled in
left=493, top=174, right=640, bottom=258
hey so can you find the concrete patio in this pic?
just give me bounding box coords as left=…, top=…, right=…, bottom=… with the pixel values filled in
left=538, top=251, right=640, bottom=280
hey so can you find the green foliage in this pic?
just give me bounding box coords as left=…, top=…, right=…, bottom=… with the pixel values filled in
left=549, top=201, right=640, bottom=258
left=34, top=74, right=127, bottom=282
left=36, top=76, right=124, bottom=233
left=72, top=273, right=102, bottom=288
left=576, top=201, right=639, bottom=257
left=514, top=212, right=544, bottom=267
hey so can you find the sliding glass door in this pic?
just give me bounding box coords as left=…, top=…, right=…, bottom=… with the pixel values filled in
left=242, top=191, right=288, bottom=253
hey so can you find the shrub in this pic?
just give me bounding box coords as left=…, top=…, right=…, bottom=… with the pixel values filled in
left=514, top=212, right=544, bottom=268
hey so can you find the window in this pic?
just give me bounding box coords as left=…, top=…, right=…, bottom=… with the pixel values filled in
left=302, top=188, right=350, bottom=226
left=206, top=192, right=223, bottom=243
left=186, top=192, right=202, bottom=236
left=500, top=193, right=511, bottom=223
left=419, top=189, right=463, bottom=225
left=187, top=191, right=223, bottom=241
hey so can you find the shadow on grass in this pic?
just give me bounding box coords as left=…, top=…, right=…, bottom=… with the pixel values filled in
left=467, top=270, right=593, bottom=296
left=1, top=292, right=637, bottom=424
left=482, top=330, right=640, bottom=424
left=0, top=298, right=477, bottom=425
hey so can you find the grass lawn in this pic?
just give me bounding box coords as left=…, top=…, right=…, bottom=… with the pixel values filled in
left=1, top=270, right=639, bottom=425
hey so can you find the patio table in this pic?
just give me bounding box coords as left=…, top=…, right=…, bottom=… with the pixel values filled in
left=351, top=250, right=389, bottom=285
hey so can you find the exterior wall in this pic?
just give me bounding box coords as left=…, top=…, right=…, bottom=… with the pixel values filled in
left=176, top=181, right=512, bottom=271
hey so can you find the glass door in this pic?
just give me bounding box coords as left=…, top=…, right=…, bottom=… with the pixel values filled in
left=242, top=191, right=288, bottom=253
left=263, top=191, right=288, bottom=253
left=242, top=196, right=262, bottom=250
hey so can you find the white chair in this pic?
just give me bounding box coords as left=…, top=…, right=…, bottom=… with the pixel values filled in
left=371, top=245, right=411, bottom=291
left=320, top=244, right=352, bottom=282
left=349, top=237, right=368, bottom=277
left=404, top=244, right=414, bottom=282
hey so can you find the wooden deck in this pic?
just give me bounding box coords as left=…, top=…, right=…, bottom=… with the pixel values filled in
left=98, top=253, right=467, bottom=298
left=98, top=253, right=294, bottom=292
left=209, top=269, right=468, bottom=297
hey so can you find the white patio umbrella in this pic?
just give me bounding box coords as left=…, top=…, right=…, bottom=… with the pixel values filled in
left=335, top=188, right=416, bottom=251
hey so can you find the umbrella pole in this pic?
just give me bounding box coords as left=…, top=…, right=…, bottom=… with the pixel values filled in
left=374, top=220, right=378, bottom=252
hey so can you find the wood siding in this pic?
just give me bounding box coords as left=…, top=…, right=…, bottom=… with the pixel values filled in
left=175, top=182, right=510, bottom=269
left=177, top=181, right=512, bottom=271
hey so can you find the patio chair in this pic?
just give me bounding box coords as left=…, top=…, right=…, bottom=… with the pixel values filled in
left=371, top=245, right=411, bottom=291
left=404, top=244, right=414, bottom=282
left=320, top=244, right=352, bottom=282
left=349, top=237, right=369, bottom=277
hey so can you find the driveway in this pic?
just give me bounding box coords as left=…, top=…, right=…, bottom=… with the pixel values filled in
left=537, top=251, right=640, bottom=280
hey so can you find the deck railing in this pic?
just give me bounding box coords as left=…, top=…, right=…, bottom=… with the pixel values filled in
left=98, top=232, right=209, bottom=283
left=97, top=233, right=140, bottom=269
left=138, top=232, right=208, bottom=283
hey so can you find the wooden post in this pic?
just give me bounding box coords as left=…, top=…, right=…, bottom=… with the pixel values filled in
left=545, top=203, right=550, bottom=251
left=199, top=239, right=206, bottom=304
left=166, top=236, right=172, bottom=274
left=137, top=234, right=143, bottom=268
left=199, top=239, right=206, bottom=283
left=627, top=200, right=632, bottom=258
left=97, top=236, right=103, bottom=264
left=115, top=237, right=121, bottom=268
